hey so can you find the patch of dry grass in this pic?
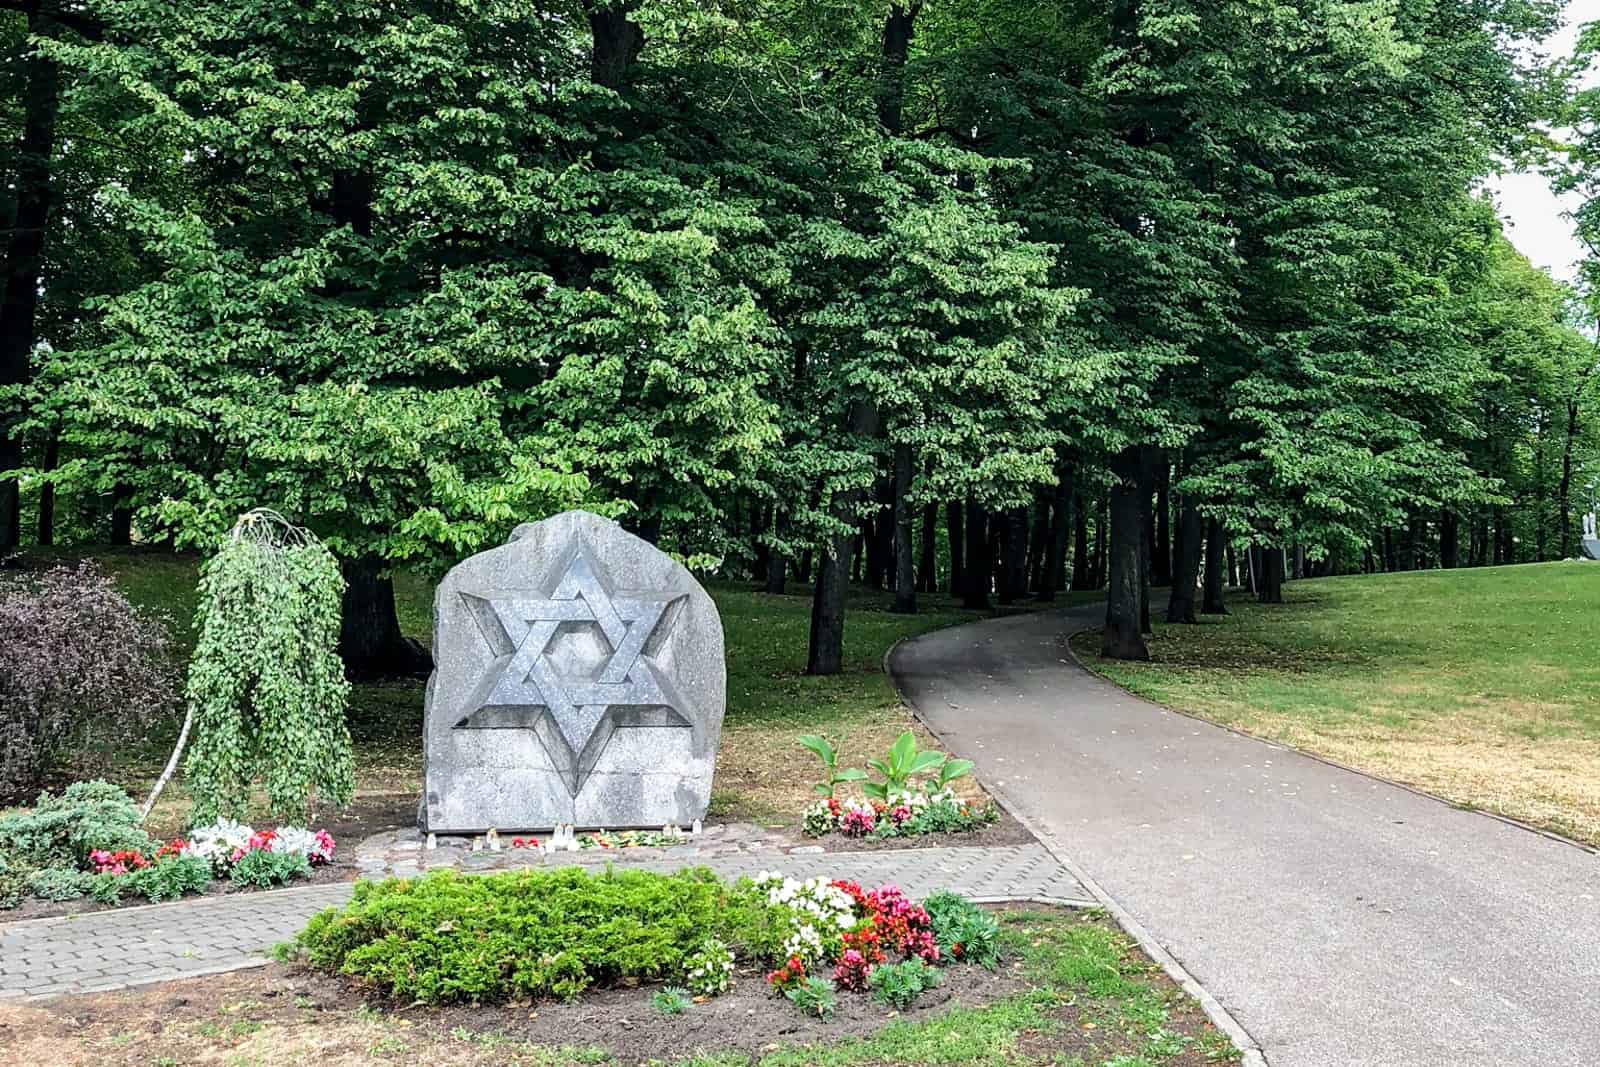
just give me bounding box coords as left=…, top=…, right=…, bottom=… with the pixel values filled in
left=1079, top=561, right=1600, bottom=846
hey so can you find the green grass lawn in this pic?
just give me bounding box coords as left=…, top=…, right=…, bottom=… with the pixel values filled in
left=13, top=548, right=1068, bottom=829
left=0, top=909, right=1238, bottom=1066
left=1075, top=561, right=1600, bottom=844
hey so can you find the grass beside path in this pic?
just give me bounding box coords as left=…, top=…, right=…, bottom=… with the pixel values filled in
left=1074, top=562, right=1600, bottom=846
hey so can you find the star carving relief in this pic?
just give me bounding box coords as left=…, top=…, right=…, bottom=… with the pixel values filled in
left=454, top=547, right=693, bottom=797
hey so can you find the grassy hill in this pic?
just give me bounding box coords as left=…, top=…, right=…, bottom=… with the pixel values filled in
left=1078, top=562, right=1600, bottom=846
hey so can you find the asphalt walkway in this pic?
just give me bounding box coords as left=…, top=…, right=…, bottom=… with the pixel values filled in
left=890, top=605, right=1600, bottom=1067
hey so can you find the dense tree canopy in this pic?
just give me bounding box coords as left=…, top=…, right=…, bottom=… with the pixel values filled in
left=1, top=0, right=1593, bottom=671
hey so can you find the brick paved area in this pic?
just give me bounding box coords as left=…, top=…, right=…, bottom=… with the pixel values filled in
left=0, top=843, right=1088, bottom=1000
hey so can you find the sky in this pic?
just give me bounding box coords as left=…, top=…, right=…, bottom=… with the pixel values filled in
left=1489, top=10, right=1594, bottom=282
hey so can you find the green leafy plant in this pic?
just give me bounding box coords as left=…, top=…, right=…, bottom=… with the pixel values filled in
left=902, top=798, right=998, bottom=836
left=681, top=936, right=735, bottom=996
left=784, top=976, right=837, bottom=1019
left=93, top=854, right=214, bottom=904
left=0, top=854, right=27, bottom=909
left=796, top=735, right=866, bottom=798
left=922, top=892, right=1001, bottom=970
left=176, top=511, right=355, bottom=823
left=230, top=849, right=312, bottom=888
left=288, top=867, right=760, bottom=1004
left=868, top=958, right=941, bottom=1009
left=25, top=867, right=96, bottom=902
left=934, top=759, right=975, bottom=791
left=863, top=732, right=948, bottom=801
left=0, top=780, right=153, bottom=870
left=651, top=985, right=693, bottom=1016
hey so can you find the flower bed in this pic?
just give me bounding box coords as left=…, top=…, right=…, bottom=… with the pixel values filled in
left=0, top=781, right=336, bottom=911
left=796, top=731, right=998, bottom=841
left=282, top=865, right=999, bottom=1018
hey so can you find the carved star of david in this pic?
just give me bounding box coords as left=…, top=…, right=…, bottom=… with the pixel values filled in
left=454, top=547, right=691, bottom=797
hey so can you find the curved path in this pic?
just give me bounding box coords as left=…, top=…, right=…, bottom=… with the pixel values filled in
left=890, top=604, right=1600, bottom=1067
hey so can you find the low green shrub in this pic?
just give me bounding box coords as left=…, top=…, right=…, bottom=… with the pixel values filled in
left=230, top=849, right=312, bottom=888
left=0, top=781, right=153, bottom=869
left=868, top=958, right=941, bottom=1009
left=0, top=853, right=27, bottom=909
left=26, top=866, right=96, bottom=902
left=289, top=867, right=759, bottom=1004
left=922, top=891, right=1002, bottom=969
left=91, top=854, right=213, bottom=904
left=785, top=976, right=837, bottom=1019
left=651, top=985, right=693, bottom=1015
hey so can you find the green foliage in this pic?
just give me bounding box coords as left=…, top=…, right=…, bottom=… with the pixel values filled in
left=183, top=515, right=354, bottom=823
left=681, top=937, right=735, bottom=997
left=796, top=735, right=866, bottom=798
left=934, top=759, right=974, bottom=791
left=25, top=867, right=97, bottom=903
left=899, top=798, right=997, bottom=837
left=867, top=958, right=941, bottom=1010
left=229, top=849, right=312, bottom=889
left=93, top=854, right=214, bottom=904
left=650, top=985, right=693, bottom=1016
left=0, top=854, right=27, bottom=909
left=784, top=976, right=838, bottom=1019
left=290, top=867, right=758, bottom=1004
left=0, top=780, right=152, bottom=870
left=923, top=892, right=1002, bottom=970
left=863, top=731, right=948, bottom=802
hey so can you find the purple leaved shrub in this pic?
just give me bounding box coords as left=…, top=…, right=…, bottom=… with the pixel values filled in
left=0, top=562, right=179, bottom=802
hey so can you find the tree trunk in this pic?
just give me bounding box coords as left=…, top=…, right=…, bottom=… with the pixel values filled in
left=1103, top=447, right=1150, bottom=660
left=1138, top=483, right=1153, bottom=634
left=891, top=443, right=916, bottom=613
left=1167, top=496, right=1202, bottom=623
left=962, top=498, right=990, bottom=610
left=1153, top=462, right=1172, bottom=587
left=36, top=427, right=59, bottom=547
left=1027, top=495, right=1050, bottom=593
left=339, top=556, right=431, bottom=680
left=1226, top=544, right=1238, bottom=589
left=1257, top=548, right=1284, bottom=604
left=798, top=549, right=812, bottom=584
left=1039, top=467, right=1073, bottom=600
left=0, top=23, right=61, bottom=551
left=807, top=399, right=879, bottom=675
left=1202, top=517, right=1229, bottom=614
left=586, top=0, right=644, bottom=89
left=1071, top=492, right=1090, bottom=590
left=1091, top=505, right=1107, bottom=589
left=764, top=548, right=786, bottom=595
left=1559, top=395, right=1581, bottom=559
left=917, top=502, right=938, bottom=592
left=1439, top=510, right=1459, bottom=569
left=110, top=485, right=133, bottom=546
left=751, top=500, right=771, bottom=582
left=945, top=500, right=964, bottom=595
left=999, top=506, right=1028, bottom=605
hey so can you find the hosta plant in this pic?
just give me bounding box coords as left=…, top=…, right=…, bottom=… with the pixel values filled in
left=796, top=735, right=866, bottom=798
left=862, top=732, right=949, bottom=801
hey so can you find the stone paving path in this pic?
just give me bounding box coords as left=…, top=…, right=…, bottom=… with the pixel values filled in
left=0, top=842, right=1087, bottom=1000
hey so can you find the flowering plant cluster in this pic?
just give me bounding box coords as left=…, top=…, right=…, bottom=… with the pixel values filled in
left=752, top=876, right=981, bottom=1016
left=188, top=819, right=334, bottom=875
left=87, top=849, right=150, bottom=875
left=801, top=788, right=998, bottom=840
left=682, top=936, right=735, bottom=997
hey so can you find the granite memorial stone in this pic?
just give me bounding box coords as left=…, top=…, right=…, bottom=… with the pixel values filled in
left=1583, top=511, right=1600, bottom=561
left=421, top=510, right=725, bottom=832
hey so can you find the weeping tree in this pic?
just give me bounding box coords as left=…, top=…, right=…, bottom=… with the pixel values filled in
left=147, top=510, right=354, bottom=824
